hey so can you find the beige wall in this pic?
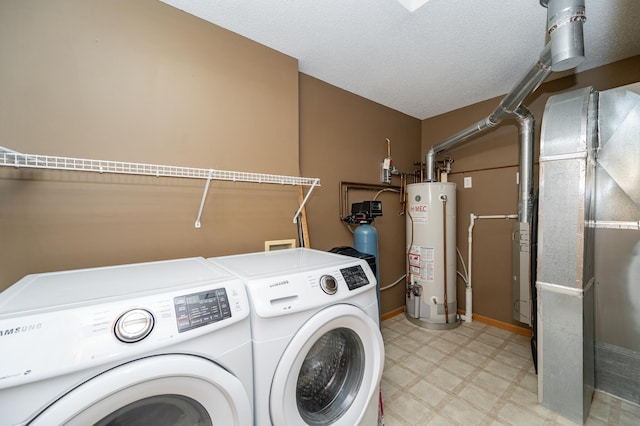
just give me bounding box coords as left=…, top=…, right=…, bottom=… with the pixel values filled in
left=2, top=0, right=637, bottom=327
left=422, top=55, right=640, bottom=326
left=0, top=0, right=301, bottom=290
left=299, top=74, right=421, bottom=315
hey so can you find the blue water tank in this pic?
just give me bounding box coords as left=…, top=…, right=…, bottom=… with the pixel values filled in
left=354, top=224, right=380, bottom=318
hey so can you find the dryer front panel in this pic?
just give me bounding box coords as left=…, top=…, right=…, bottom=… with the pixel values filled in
left=269, top=304, right=384, bottom=426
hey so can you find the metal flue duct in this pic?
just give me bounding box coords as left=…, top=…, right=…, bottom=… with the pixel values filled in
left=422, top=0, right=587, bottom=328
left=541, top=0, right=587, bottom=72
left=425, top=0, right=587, bottom=221
left=424, top=43, right=553, bottom=224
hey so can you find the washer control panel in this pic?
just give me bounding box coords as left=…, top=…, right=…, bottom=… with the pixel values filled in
left=340, top=265, right=370, bottom=290
left=174, top=288, right=232, bottom=333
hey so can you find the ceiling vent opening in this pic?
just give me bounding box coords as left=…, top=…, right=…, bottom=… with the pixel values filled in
left=395, top=0, right=430, bottom=13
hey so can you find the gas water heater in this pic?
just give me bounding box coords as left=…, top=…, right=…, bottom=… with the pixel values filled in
left=406, top=182, right=460, bottom=329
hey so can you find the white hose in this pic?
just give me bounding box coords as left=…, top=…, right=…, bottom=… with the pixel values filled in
left=380, top=274, right=407, bottom=291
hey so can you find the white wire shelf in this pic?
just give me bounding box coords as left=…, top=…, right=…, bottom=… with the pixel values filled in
left=0, top=146, right=320, bottom=227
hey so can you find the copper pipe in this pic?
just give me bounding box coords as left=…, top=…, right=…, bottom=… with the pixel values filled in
left=338, top=181, right=401, bottom=219
left=441, top=194, right=449, bottom=323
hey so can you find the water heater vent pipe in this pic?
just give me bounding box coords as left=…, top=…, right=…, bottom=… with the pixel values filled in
left=425, top=0, right=586, bottom=213
left=424, top=42, right=553, bottom=189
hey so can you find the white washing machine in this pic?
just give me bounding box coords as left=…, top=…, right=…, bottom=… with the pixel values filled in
left=209, top=248, right=384, bottom=426
left=0, top=257, right=253, bottom=426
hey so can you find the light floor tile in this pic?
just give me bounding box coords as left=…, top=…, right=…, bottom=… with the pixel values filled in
left=584, top=416, right=610, bottom=426
left=497, top=401, right=546, bottom=426
left=441, top=329, right=472, bottom=346
left=426, top=413, right=459, bottom=425
left=493, top=349, right=530, bottom=370
left=403, top=354, right=435, bottom=376
left=440, top=356, right=477, bottom=379
left=483, top=359, right=523, bottom=382
left=406, top=328, right=436, bottom=346
left=475, top=331, right=507, bottom=348
left=395, top=334, right=425, bottom=353
left=441, top=396, right=488, bottom=425
left=424, top=367, right=463, bottom=392
left=385, top=343, right=411, bottom=363
left=484, top=326, right=516, bottom=340
left=589, top=392, right=615, bottom=422
left=381, top=316, right=639, bottom=426
left=621, top=400, right=640, bottom=418
left=503, top=341, right=531, bottom=359
left=427, top=337, right=461, bottom=355
left=468, top=340, right=499, bottom=357
left=382, top=327, right=403, bottom=342
left=416, top=345, right=448, bottom=364
left=409, top=379, right=448, bottom=409
left=472, top=371, right=512, bottom=396
left=385, top=363, right=418, bottom=388
left=386, top=393, right=432, bottom=425
left=517, top=372, right=538, bottom=394
left=453, top=323, right=484, bottom=339
left=380, top=377, right=402, bottom=401
left=453, top=349, right=489, bottom=368
left=457, top=382, right=500, bottom=413
left=381, top=410, right=410, bottom=426
left=620, top=408, right=640, bottom=426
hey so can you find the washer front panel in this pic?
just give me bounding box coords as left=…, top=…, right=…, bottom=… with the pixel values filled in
left=29, top=355, right=252, bottom=426
left=0, top=279, right=249, bottom=391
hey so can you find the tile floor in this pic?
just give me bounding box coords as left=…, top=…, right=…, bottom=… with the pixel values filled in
left=380, top=314, right=640, bottom=426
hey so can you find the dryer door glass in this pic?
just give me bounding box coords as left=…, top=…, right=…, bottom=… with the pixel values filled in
left=94, top=394, right=211, bottom=426
left=296, top=328, right=365, bottom=425
left=269, top=304, right=384, bottom=426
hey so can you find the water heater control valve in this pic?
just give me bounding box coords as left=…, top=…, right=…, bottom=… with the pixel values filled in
left=343, top=201, right=382, bottom=224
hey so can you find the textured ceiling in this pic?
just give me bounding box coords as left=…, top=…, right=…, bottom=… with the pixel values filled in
left=159, top=0, right=640, bottom=119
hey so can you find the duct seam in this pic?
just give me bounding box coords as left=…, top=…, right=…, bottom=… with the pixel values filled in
left=536, top=278, right=594, bottom=297
left=539, top=152, right=588, bottom=162
left=548, top=8, right=586, bottom=35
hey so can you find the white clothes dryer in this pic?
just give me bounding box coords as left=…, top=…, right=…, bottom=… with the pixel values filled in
left=209, top=248, right=384, bottom=426
left=0, top=257, right=253, bottom=426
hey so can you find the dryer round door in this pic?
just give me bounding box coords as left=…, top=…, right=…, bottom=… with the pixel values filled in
left=270, top=304, right=384, bottom=426
left=30, top=354, right=252, bottom=426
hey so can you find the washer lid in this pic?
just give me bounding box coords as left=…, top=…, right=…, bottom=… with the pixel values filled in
left=210, top=248, right=357, bottom=279
left=0, top=257, right=239, bottom=315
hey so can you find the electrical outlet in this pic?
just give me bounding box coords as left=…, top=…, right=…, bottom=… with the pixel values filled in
left=464, top=176, right=472, bottom=188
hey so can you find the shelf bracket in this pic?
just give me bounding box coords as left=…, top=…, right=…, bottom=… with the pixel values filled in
left=195, top=170, right=214, bottom=229
left=293, top=178, right=320, bottom=223
left=1, top=146, right=321, bottom=229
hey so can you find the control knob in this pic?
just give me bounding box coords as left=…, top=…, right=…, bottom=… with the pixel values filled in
left=320, top=275, right=338, bottom=295
left=114, top=309, right=155, bottom=343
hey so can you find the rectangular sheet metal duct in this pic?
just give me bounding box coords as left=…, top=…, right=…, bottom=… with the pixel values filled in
left=592, top=82, right=640, bottom=405
left=537, top=87, right=596, bottom=424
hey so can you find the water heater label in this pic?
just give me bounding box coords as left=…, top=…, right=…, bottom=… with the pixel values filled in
left=409, top=246, right=435, bottom=281
left=409, top=204, right=429, bottom=223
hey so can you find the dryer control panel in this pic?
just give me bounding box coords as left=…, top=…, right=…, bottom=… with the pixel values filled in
left=239, top=259, right=376, bottom=318
left=340, top=265, right=370, bottom=290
